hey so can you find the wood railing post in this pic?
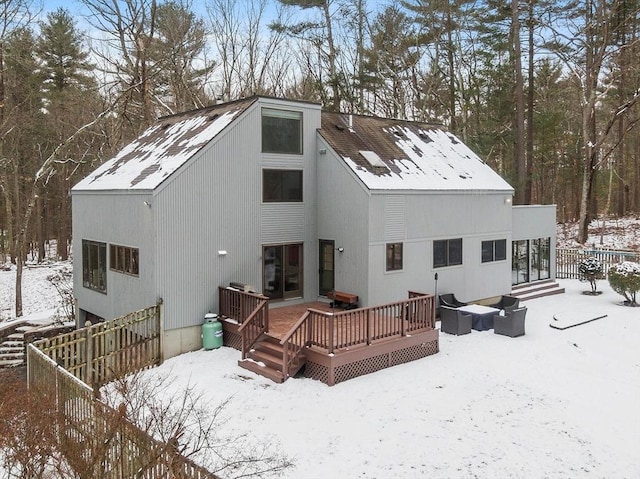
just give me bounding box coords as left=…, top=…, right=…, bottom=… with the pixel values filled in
left=85, top=327, right=93, bottom=386
left=328, top=314, right=334, bottom=354
left=400, top=302, right=406, bottom=336
left=366, top=309, right=371, bottom=345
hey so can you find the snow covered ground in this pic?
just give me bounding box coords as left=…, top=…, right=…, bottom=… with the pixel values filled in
left=0, top=262, right=65, bottom=323
left=141, top=279, right=640, bottom=479
left=557, top=216, right=640, bottom=251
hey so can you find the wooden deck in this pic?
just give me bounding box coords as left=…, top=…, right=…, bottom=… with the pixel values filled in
left=265, top=301, right=342, bottom=338
left=218, top=289, right=439, bottom=386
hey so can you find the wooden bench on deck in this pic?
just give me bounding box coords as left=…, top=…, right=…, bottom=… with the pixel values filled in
left=327, top=290, right=359, bottom=310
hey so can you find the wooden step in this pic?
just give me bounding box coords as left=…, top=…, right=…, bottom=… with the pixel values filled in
left=15, top=325, right=37, bottom=334
left=5, top=333, right=24, bottom=341
left=510, top=279, right=565, bottom=301
left=237, top=358, right=285, bottom=383
left=0, top=358, right=25, bottom=368
left=519, top=286, right=565, bottom=301
left=237, top=334, right=307, bottom=383
left=246, top=348, right=283, bottom=371
left=512, top=278, right=555, bottom=292
left=0, top=345, right=24, bottom=354
left=0, top=350, right=24, bottom=361
left=512, top=280, right=563, bottom=296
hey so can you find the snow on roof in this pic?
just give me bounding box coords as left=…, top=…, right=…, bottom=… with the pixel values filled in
left=73, top=99, right=255, bottom=191
left=320, top=112, right=513, bottom=192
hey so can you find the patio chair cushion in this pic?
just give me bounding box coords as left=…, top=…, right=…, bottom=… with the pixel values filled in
left=488, top=295, right=520, bottom=313
left=439, top=293, right=468, bottom=309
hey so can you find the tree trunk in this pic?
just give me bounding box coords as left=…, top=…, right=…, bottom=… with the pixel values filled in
left=15, top=255, right=23, bottom=317
left=36, top=196, right=45, bottom=262
left=511, top=0, right=526, bottom=205
left=322, top=1, right=340, bottom=111
left=525, top=0, right=534, bottom=204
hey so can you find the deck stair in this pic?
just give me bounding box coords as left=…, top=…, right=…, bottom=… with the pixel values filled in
left=511, top=279, right=565, bottom=301
left=238, top=334, right=306, bottom=383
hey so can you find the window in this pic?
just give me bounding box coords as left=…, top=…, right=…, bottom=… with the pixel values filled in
left=262, top=108, right=302, bottom=154
left=263, top=169, right=303, bottom=202
left=82, top=240, right=107, bottom=293
left=110, top=244, right=139, bottom=276
left=482, top=239, right=507, bottom=263
left=433, top=238, right=463, bottom=268
left=386, top=243, right=403, bottom=271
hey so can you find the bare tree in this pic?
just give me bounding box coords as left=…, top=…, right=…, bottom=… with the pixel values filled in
left=545, top=0, right=640, bottom=243
left=80, top=0, right=160, bottom=137
left=207, top=0, right=291, bottom=101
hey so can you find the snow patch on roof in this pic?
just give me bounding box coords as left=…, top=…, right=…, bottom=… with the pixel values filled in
left=344, top=126, right=513, bottom=191
left=73, top=109, right=241, bottom=191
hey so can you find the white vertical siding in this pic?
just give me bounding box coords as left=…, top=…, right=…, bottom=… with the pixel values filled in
left=155, top=99, right=321, bottom=331
left=367, top=191, right=513, bottom=304
left=72, top=191, right=157, bottom=322
left=317, top=139, right=371, bottom=304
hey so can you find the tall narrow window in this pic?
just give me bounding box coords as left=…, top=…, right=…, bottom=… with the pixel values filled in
left=433, top=238, right=463, bottom=268
left=386, top=242, right=403, bottom=271
left=263, top=169, right=303, bottom=202
left=262, top=108, right=302, bottom=154
left=82, top=240, right=107, bottom=293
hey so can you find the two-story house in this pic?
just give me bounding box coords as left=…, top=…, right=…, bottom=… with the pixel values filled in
left=72, top=96, right=557, bottom=359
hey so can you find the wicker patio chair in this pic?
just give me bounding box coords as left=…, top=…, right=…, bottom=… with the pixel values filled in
left=438, top=293, right=468, bottom=309
left=488, top=295, right=520, bottom=313
left=440, top=306, right=472, bottom=335
left=493, top=306, right=527, bottom=337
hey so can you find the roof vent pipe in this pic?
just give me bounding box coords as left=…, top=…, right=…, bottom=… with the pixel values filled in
left=348, top=114, right=353, bottom=132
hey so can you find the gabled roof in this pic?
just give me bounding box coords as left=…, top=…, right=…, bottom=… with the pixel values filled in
left=73, top=97, right=257, bottom=191
left=319, top=112, right=513, bottom=192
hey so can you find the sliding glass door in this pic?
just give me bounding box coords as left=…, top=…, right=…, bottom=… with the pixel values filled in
left=263, top=243, right=303, bottom=300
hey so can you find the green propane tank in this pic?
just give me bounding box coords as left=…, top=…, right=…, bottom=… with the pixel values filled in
left=202, top=312, right=223, bottom=350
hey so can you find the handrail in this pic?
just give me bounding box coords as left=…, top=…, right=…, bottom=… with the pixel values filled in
left=279, top=293, right=435, bottom=360
left=218, top=286, right=269, bottom=324
left=237, top=299, right=268, bottom=359
left=280, top=310, right=311, bottom=380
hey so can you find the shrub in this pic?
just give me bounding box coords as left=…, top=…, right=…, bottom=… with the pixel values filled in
left=578, top=256, right=604, bottom=294
left=608, top=261, right=640, bottom=306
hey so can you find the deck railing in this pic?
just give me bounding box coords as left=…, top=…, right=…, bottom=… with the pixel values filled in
left=32, top=304, right=162, bottom=388
left=218, top=286, right=269, bottom=324
left=282, top=292, right=435, bottom=357
left=556, top=248, right=640, bottom=279
left=280, top=310, right=312, bottom=380
left=237, top=299, right=269, bottom=359
left=218, top=287, right=270, bottom=359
